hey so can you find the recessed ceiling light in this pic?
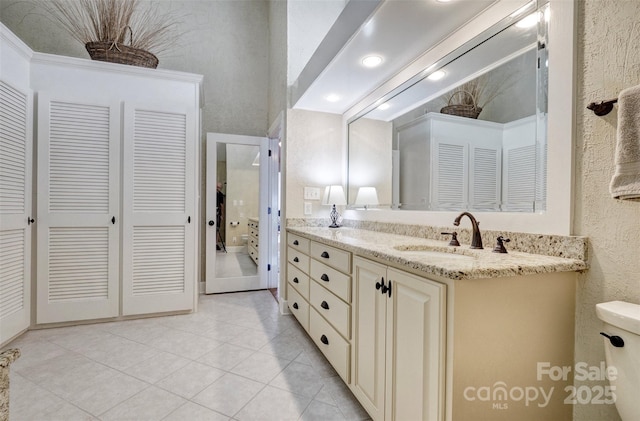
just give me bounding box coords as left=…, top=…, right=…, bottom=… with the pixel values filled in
left=362, top=55, right=383, bottom=68
left=427, top=70, right=446, bottom=81
left=325, top=94, right=341, bottom=102
left=377, top=103, right=390, bottom=111
left=516, top=12, right=538, bottom=28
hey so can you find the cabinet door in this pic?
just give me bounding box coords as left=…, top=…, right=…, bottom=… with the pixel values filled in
left=351, top=257, right=387, bottom=420
left=0, top=81, right=32, bottom=342
left=121, top=103, right=195, bottom=315
left=431, top=138, right=468, bottom=210
left=386, top=269, right=446, bottom=421
left=36, top=93, right=120, bottom=323
left=469, top=144, right=501, bottom=211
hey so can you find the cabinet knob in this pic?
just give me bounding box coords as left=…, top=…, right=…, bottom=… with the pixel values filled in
left=293, top=277, right=299, bottom=284
left=293, top=257, right=299, bottom=263
left=375, top=278, right=384, bottom=290
left=292, top=302, right=299, bottom=310
left=320, top=251, right=330, bottom=259
left=320, top=274, right=329, bottom=282
left=293, top=240, right=299, bottom=245
left=320, top=301, right=330, bottom=310
left=320, top=334, right=329, bottom=345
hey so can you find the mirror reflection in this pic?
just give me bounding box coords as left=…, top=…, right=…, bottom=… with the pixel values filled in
left=348, top=3, right=548, bottom=212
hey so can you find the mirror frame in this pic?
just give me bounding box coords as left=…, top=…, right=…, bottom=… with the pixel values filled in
left=342, top=0, right=575, bottom=235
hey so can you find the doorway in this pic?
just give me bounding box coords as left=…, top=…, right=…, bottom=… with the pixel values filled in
left=205, top=133, right=279, bottom=294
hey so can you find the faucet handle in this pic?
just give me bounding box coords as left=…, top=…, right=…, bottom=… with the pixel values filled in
left=441, top=232, right=460, bottom=247
left=493, top=236, right=510, bottom=253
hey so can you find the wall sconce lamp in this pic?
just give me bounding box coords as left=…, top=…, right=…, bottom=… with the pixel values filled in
left=322, top=185, right=347, bottom=228
left=355, top=187, right=379, bottom=210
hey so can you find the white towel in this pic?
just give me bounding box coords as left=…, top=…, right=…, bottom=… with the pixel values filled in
left=610, top=84, right=640, bottom=200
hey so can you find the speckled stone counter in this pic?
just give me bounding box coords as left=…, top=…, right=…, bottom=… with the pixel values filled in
left=0, top=348, right=20, bottom=421
left=286, top=226, right=587, bottom=280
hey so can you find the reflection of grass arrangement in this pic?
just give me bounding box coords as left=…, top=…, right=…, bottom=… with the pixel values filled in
left=441, top=74, right=508, bottom=119
left=41, top=0, right=179, bottom=68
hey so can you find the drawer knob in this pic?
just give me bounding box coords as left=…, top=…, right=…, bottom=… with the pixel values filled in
left=375, top=278, right=384, bottom=290
left=320, top=274, right=329, bottom=282
left=293, top=240, right=299, bottom=245
left=320, top=334, right=329, bottom=345
left=293, top=257, right=299, bottom=263
left=320, top=300, right=330, bottom=310
left=321, top=251, right=330, bottom=259
left=293, top=277, right=299, bottom=283
left=292, top=302, right=299, bottom=310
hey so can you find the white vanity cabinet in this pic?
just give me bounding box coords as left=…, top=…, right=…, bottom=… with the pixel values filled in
left=352, top=257, right=445, bottom=421
left=286, top=228, right=578, bottom=421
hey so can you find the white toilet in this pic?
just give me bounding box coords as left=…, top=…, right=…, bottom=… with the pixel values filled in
left=596, top=301, right=640, bottom=421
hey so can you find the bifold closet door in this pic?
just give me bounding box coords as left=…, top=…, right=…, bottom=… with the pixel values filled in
left=0, top=80, right=32, bottom=343
left=36, top=93, right=120, bottom=324
left=121, top=103, right=195, bottom=316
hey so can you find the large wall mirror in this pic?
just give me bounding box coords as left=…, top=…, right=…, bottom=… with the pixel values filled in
left=348, top=1, right=549, bottom=214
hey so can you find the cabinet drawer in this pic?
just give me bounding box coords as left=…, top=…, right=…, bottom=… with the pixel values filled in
left=287, top=246, right=310, bottom=273
left=288, top=264, right=310, bottom=298
left=248, top=245, right=258, bottom=263
left=288, top=233, right=310, bottom=254
left=249, top=235, right=258, bottom=250
left=288, top=286, right=309, bottom=331
left=249, top=227, right=258, bottom=239
left=310, top=241, right=351, bottom=273
left=310, top=280, right=350, bottom=339
left=310, top=259, right=351, bottom=303
left=310, top=308, right=350, bottom=383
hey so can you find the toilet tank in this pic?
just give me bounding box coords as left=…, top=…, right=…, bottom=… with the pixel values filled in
left=596, top=301, right=640, bottom=421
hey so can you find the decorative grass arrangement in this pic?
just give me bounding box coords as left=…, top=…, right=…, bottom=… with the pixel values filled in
left=441, top=74, right=509, bottom=119
left=41, top=0, right=179, bottom=68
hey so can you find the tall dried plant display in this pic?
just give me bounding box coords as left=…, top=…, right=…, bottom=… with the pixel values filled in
left=441, top=73, right=512, bottom=119
left=40, top=0, right=179, bottom=68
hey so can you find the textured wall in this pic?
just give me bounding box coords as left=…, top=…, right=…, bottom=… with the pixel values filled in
left=285, top=109, right=343, bottom=219
left=0, top=0, right=270, bottom=137
left=574, top=1, right=640, bottom=420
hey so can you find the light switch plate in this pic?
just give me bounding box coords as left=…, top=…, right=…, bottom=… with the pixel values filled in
left=304, top=187, right=321, bottom=200
left=304, top=202, right=312, bottom=215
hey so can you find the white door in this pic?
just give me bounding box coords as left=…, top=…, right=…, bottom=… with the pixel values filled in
left=0, top=81, right=32, bottom=343
left=36, top=93, right=120, bottom=323
left=121, top=103, right=196, bottom=315
left=205, top=133, right=270, bottom=293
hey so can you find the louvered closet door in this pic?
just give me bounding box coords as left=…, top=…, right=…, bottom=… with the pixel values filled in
left=469, top=144, right=501, bottom=211
left=503, top=144, right=536, bottom=211
left=121, top=103, right=195, bottom=316
left=36, top=93, right=120, bottom=324
left=0, top=81, right=32, bottom=342
left=431, top=138, right=468, bottom=210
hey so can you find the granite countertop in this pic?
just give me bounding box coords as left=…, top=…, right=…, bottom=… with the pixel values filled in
left=287, top=226, right=587, bottom=281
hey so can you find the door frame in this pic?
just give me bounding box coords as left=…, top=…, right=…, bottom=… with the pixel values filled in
left=205, top=133, right=273, bottom=293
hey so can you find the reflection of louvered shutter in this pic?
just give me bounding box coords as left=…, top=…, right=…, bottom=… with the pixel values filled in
left=503, top=144, right=536, bottom=212
left=432, top=140, right=467, bottom=210
left=0, top=80, right=32, bottom=342
left=470, top=146, right=501, bottom=211
left=122, top=104, right=195, bottom=316
left=36, top=94, right=119, bottom=323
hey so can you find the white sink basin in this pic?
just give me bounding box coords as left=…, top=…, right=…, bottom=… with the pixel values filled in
left=392, top=245, right=474, bottom=259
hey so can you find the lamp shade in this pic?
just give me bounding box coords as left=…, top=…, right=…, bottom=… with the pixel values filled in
left=355, top=187, right=379, bottom=207
left=322, top=185, right=347, bottom=206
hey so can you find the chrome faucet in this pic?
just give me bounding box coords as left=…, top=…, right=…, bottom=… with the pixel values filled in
left=453, top=212, right=483, bottom=249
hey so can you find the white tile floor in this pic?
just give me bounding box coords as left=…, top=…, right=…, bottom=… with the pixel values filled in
left=4, top=291, right=370, bottom=421
left=215, top=251, right=258, bottom=278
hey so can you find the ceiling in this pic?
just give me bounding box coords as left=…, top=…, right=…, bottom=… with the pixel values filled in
left=291, top=0, right=500, bottom=115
